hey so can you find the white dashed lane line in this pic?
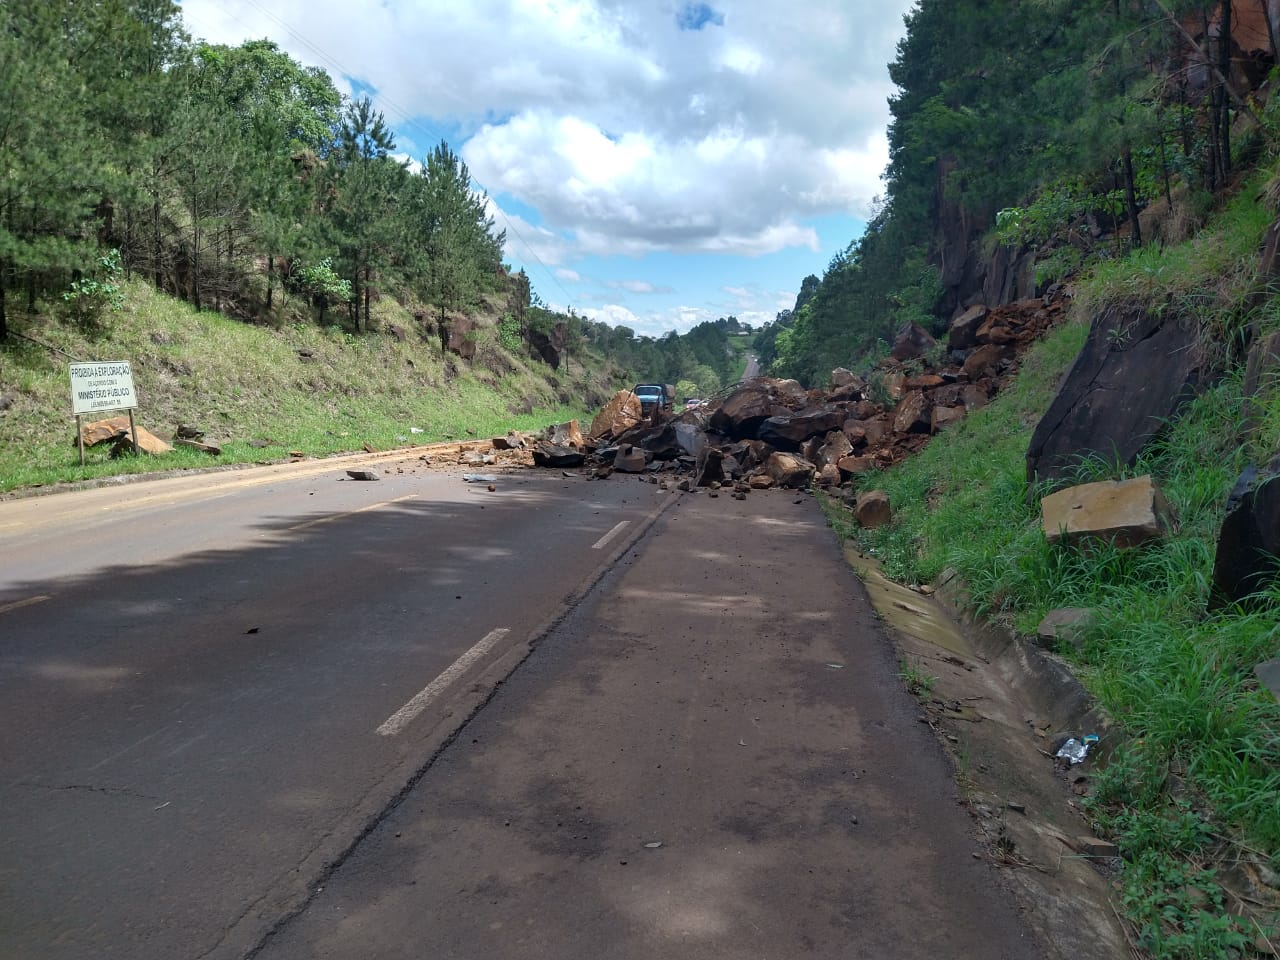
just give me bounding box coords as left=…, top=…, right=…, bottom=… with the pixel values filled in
left=376, top=628, right=511, bottom=737
left=0, top=595, right=52, bottom=615
left=592, top=521, right=630, bottom=551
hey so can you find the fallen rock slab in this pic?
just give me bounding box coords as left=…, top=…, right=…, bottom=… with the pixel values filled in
left=532, top=442, right=585, bottom=468
left=346, top=469, right=380, bottom=481
left=109, top=425, right=172, bottom=457
left=1210, top=459, right=1280, bottom=609
left=588, top=390, right=643, bottom=440
left=546, top=420, right=585, bottom=449
left=174, top=438, right=222, bottom=455
left=78, top=415, right=133, bottom=447
left=613, top=445, right=647, bottom=473
left=1041, top=475, right=1172, bottom=549
left=765, top=452, right=815, bottom=489
left=1026, top=302, right=1207, bottom=485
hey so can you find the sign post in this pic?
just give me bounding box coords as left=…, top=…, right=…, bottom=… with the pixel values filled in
left=69, top=361, right=138, bottom=464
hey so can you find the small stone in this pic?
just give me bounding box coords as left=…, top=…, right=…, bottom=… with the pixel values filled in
left=1071, top=836, right=1119, bottom=858
left=1007, top=801, right=1026, bottom=814
left=346, top=469, right=380, bottom=481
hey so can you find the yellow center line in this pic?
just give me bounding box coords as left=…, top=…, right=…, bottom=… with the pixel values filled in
left=0, top=595, right=52, bottom=615
left=282, top=494, right=418, bottom=534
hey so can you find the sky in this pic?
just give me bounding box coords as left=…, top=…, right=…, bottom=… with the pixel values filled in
left=177, top=0, right=917, bottom=337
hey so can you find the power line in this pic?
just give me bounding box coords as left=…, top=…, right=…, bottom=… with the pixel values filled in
left=211, top=0, right=577, bottom=309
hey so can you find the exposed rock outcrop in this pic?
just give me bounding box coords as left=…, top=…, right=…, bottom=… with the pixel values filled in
left=1026, top=302, right=1208, bottom=486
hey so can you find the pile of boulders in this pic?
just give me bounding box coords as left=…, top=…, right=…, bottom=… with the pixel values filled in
left=532, top=290, right=1069, bottom=507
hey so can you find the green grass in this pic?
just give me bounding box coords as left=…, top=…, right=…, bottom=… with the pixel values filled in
left=837, top=168, right=1280, bottom=958
left=0, top=281, right=607, bottom=493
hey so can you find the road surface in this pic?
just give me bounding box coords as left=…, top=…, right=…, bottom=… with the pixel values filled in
left=0, top=458, right=1041, bottom=959
left=0, top=457, right=669, bottom=960
left=256, top=489, right=1038, bottom=959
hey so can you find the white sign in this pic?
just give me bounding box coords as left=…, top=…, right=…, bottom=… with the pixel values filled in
left=69, top=361, right=137, bottom=415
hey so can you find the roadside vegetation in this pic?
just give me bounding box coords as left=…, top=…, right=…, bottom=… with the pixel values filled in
left=831, top=168, right=1280, bottom=958
left=0, top=280, right=595, bottom=494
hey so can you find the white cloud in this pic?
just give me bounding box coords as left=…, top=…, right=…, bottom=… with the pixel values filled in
left=179, top=0, right=914, bottom=259
left=555, top=268, right=583, bottom=283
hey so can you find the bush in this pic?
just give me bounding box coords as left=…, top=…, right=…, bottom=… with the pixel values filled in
left=62, top=248, right=125, bottom=336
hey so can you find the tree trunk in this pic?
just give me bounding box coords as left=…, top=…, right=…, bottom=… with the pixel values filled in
left=0, top=263, right=8, bottom=343
left=1219, top=0, right=1232, bottom=179
left=267, top=255, right=274, bottom=312
left=1262, top=0, right=1279, bottom=62
left=191, top=211, right=201, bottom=312
left=363, top=263, right=371, bottom=331
left=1122, top=148, right=1142, bottom=248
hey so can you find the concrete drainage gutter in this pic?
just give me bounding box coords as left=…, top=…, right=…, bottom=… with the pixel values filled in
left=844, top=545, right=1131, bottom=960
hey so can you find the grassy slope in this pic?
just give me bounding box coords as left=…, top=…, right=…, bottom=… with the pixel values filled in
left=0, top=282, right=614, bottom=493
left=834, top=172, right=1280, bottom=958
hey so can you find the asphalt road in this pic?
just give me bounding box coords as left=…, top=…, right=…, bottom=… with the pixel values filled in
left=255, top=489, right=1041, bottom=960
left=0, top=455, right=671, bottom=960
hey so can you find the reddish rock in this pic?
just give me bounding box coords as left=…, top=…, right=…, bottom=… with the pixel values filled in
left=765, top=452, right=815, bottom=489
left=109, top=425, right=172, bottom=457
left=862, top=417, right=891, bottom=446
left=891, top=321, right=937, bottom=362
left=78, top=415, right=132, bottom=447
left=881, top=372, right=906, bottom=401
left=837, top=455, right=877, bottom=475
left=1041, top=475, right=1172, bottom=549
left=749, top=474, right=775, bottom=489
left=849, top=400, right=882, bottom=419
left=948, top=305, right=988, bottom=350
left=904, top=374, right=945, bottom=391
left=547, top=419, right=585, bottom=448
left=961, top=384, right=990, bottom=410
left=817, top=463, right=842, bottom=486
left=817, top=430, right=853, bottom=468
left=892, top=392, right=932, bottom=434
left=962, top=344, right=1010, bottom=380
left=589, top=391, right=643, bottom=440
left=842, top=420, right=867, bottom=446
left=976, top=317, right=1017, bottom=344
left=855, top=490, right=892, bottom=528
left=931, top=405, right=966, bottom=432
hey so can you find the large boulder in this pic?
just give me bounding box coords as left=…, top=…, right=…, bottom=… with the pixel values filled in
left=948, top=305, right=988, bottom=351
left=855, top=490, right=892, bottom=528
left=1026, top=302, right=1208, bottom=485
left=961, top=343, right=1010, bottom=380
left=1041, top=475, right=1172, bottom=549
left=765, top=452, right=815, bottom=489
left=532, top=442, right=585, bottom=468
left=613, top=445, right=648, bottom=473
left=589, top=391, right=643, bottom=440
left=708, top=381, right=792, bottom=440
left=891, top=321, right=937, bottom=362
left=78, top=415, right=133, bottom=447
left=110, top=425, right=172, bottom=457
left=757, top=405, right=846, bottom=447
left=892, top=392, right=932, bottom=435
left=1210, top=459, right=1280, bottom=609
left=439, top=315, right=478, bottom=360
left=546, top=419, right=585, bottom=448
left=816, top=430, right=854, bottom=469
left=528, top=321, right=567, bottom=369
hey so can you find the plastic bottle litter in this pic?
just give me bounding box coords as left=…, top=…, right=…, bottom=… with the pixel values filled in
left=1055, top=734, right=1099, bottom=765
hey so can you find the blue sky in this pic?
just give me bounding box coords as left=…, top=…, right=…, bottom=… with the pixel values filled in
left=179, top=0, right=915, bottom=336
